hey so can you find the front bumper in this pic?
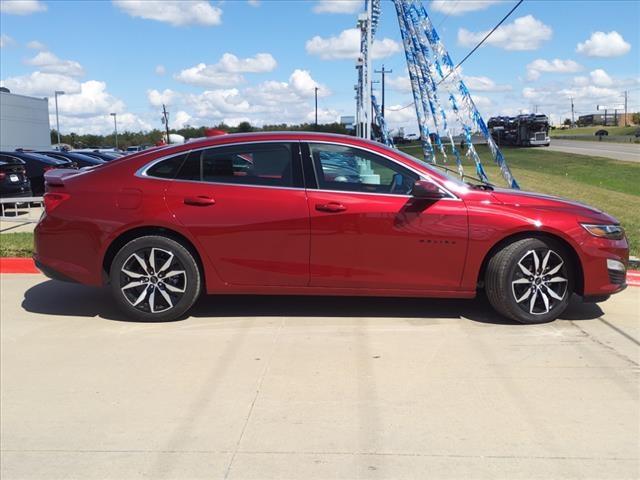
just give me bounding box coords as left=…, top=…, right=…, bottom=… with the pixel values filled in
left=579, top=234, right=629, bottom=297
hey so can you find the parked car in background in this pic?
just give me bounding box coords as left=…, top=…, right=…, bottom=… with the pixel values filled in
left=125, top=145, right=150, bottom=154
left=37, top=151, right=106, bottom=169
left=1, top=150, right=76, bottom=196
left=34, top=132, right=628, bottom=324
left=0, top=155, right=31, bottom=198
left=73, top=150, right=122, bottom=162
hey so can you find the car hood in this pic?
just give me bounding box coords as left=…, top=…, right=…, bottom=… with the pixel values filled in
left=489, top=188, right=619, bottom=223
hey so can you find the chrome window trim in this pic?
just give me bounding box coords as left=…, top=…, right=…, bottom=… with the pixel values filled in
left=135, top=138, right=461, bottom=200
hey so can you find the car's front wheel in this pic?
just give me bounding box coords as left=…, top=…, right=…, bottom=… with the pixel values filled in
left=110, top=235, right=201, bottom=322
left=485, top=237, right=573, bottom=324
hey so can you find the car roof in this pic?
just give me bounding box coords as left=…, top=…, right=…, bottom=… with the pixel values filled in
left=0, top=150, right=69, bottom=164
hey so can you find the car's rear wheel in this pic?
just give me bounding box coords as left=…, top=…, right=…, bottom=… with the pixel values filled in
left=485, top=237, right=572, bottom=324
left=110, top=235, right=201, bottom=322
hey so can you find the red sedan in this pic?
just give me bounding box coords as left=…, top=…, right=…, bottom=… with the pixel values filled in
left=34, top=132, right=628, bottom=323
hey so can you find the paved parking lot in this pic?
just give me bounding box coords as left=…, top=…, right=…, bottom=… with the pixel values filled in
left=1, top=274, right=638, bottom=479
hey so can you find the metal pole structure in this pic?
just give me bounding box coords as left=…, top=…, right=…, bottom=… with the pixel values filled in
left=54, top=90, right=65, bottom=146
left=364, top=0, right=372, bottom=139
left=110, top=113, right=118, bottom=149
left=624, top=91, right=628, bottom=126
left=162, top=104, right=171, bottom=144
left=315, top=87, right=319, bottom=127
left=374, top=65, right=393, bottom=118
left=570, top=97, right=575, bottom=127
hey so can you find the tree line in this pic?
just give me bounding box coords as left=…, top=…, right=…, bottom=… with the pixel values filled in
left=51, top=121, right=352, bottom=149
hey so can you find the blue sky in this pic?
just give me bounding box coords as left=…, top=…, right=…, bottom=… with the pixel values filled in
left=1, top=0, right=638, bottom=135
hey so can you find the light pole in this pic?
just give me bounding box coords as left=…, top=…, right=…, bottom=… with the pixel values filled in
left=314, top=87, right=319, bottom=127
left=54, top=90, right=65, bottom=147
left=110, top=113, right=118, bottom=149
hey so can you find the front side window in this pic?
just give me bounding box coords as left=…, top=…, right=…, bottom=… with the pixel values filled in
left=176, top=143, right=300, bottom=188
left=309, top=143, right=418, bottom=195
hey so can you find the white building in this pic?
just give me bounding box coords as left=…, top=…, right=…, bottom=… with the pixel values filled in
left=0, top=90, right=51, bottom=151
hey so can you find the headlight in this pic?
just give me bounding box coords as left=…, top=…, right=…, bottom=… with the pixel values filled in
left=581, top=223, right=625, bottom=240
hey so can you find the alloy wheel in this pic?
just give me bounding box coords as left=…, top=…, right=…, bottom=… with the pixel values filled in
left=511, top=249, right=568, bottom=316
left=119, top=247, right=187, bottom=314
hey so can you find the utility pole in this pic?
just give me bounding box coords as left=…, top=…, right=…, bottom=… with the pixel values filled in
left=374, top=64, right=393, bottom=118
left=314, top=87, right=319, bottom=127
left=534, top=104, right=539, bottom=114
left=110, top=113, right=118, bottom=149
left=624, top=90, right=628, bottom=126
left=54, top=90, right=65, bottom=146
left=570, top=97, right=575, bottom=127
left=162, top=104, right=170, bottom=144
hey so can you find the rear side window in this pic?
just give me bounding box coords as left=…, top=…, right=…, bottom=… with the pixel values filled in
left=146, top=152, right=189, bottom=179
left=176, top=143, right=301, bottom=188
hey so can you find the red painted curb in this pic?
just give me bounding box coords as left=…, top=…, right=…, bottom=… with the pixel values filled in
left=0, top=257, right=39, bottom=274
left=0, top=257, right=639, bottom=286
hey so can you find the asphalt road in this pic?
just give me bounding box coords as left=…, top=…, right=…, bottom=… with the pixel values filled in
left=545, top=139, right=640, bottom=162
left=1, top=275, right=638, bottom=480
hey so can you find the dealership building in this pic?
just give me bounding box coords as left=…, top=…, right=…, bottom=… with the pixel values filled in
left=0, top=89, right=52, bottom=151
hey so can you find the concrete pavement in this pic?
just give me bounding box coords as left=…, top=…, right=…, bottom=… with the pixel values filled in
left=545, top=139, right=640, bottom=163
left=1, top=274, right=639, bottom=479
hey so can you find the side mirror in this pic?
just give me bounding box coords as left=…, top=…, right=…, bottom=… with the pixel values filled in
left=411, top=179, right=445, bottom=200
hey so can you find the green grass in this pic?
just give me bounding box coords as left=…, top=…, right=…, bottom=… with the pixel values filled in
left=0, top=232, right=34, bottom=257
left=550, top=125, right=637, bottom=137
left=400, top=144, right=640, bottom=257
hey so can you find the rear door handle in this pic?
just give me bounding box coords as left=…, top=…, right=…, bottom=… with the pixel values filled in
left=315, top=202, right=347, bottom=213
left=184, top=195, right=215, bottom=206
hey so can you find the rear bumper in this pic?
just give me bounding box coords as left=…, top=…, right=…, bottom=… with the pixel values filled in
left=34, top=258, right=79, bottom=283
left=34, top=216, right=104, bottom=286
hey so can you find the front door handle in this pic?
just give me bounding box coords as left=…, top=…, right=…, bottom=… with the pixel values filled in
left=315, top=202, right=347, bottom=213
left=184, top=196, right=215, bottom=206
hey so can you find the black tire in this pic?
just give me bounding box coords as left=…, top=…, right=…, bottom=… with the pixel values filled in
left=485, top=237, right=573, bottom=324
left=109, top=235, right=201, bottom=322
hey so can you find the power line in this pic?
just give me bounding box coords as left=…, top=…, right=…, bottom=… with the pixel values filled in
left=435, top=0, right=461, bottom=29
left=438, top=0, right=524, bottom=85
left=387, top=102, right=414, bottom=111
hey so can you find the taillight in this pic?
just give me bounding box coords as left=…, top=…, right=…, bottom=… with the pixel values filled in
left=43, top=192, right=71, bottom=213
left=0, top=172, right=5, bottom=180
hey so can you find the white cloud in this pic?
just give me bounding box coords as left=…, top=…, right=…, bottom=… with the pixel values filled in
left=26, top=40, right=46, bottom=50
left=175, top=52, right=276, bottom=88
left=387, top=76, right=411, bottom=93
left=458, top=15, right=552, bottom=51
left=313, top=0, right=360, bottom=14
left=113, top=0, right=222, bottom=27
left=55, top=80, right=126, bottom=118
left=1, top=72, right=82, bottom=96
left=525, top=58, right=582, bottom=81
left=215, top=52, right=277, bottom=73
left=0, top=34, right=15, bottom=48
left=306, top=28, right=401, bottom=60
left=25, top=51, right=85, bottom=77
left=147, top=69, right=333, bottom=127
left=247, top=0, right=260, bottom=6
left=576, top=31, right=631, bottom=57
left=385, top=105, right=416, bottom=124
left=463, top=75, right=512, bottom=92
left=589, top=69, right=613, bottom=87
left=171, top=110, right=192, bottom=129
left=147, top=88, right=179, bottom=107
left=430, top=0, right=499, bottom=15
left=155, top=64, right=166, bottom=76
left=175, top=64, right=244, bottom=88
left=0, top=0, right=46, bottom=15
